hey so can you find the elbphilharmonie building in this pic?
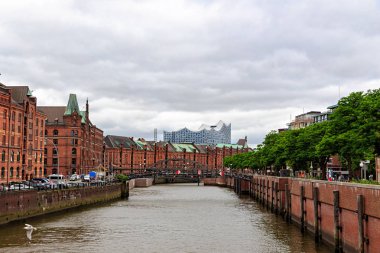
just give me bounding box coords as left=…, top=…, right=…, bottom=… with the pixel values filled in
left=163, top=121, right=231, bottom=144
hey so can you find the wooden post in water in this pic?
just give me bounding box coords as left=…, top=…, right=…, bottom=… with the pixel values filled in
left=300, top=185, right=305, bottom=233
left=285, top=184, right=289, bottom=222
left=266, top=179, right=269, bottom=210
left=333, top=190, right=341, bottom=253
left=274, top=182, right=279, bottom=215
left=313, top=187, right=319, bottom=243
left=271, top=181, right=275, bottom=213
left=357, top=195, right=364, bottom=253
left=121, top=181, right=129, bottom=199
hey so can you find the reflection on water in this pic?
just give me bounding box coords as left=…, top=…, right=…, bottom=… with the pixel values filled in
left=0, top=184, right=332, bottom=253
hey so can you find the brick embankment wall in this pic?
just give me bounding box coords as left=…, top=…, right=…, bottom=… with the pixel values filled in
left=0, top=184, right=122, bottom=226
left=249, top=176, right=380, bottom=253
left=203, top=178, right=226, bottom=186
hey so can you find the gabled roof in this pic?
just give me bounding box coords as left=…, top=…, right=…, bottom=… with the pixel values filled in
left=172, top=143, right=198, bottom=153
left=37, top=106, right=66, bottom=124
left=9, top=86, right=33, bottom=104
left=104, top=135, right=139, bottom=149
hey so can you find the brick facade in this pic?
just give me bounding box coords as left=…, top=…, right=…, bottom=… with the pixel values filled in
left=0, top=84, right=46, bottom=184
left=38, top=94, right=103, bottom=177
left=104, top=136, right=248, bottom=174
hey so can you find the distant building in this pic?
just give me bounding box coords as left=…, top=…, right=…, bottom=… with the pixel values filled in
left=104, top=135, right=248, bottom=174
left=163, top=120, right=231, bottom=144
left=313, top=105, right=338, bottom=124
left=38, top=94, right=103, bottom=176
left=287, top=111, right=321, bottom=130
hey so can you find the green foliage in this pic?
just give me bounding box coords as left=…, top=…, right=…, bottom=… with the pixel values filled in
left=224, top=89, right=380, bottom=177
left=115, top=174, right=129, bottom=182
left=351, top=179, right=380, bottom=185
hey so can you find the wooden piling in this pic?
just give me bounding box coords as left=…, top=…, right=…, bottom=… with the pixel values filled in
left=300, top=185, right=305, bottom=233
left=313, top=187, right=319, bottom=243
left=274, top=182, right=279, bottom=215
left=285, top=184, right=289, bottom=222
left=357, top=195, right=364, bottom=253
left=333, top=190, right=341, bottom=253
left=266, top=179, right=269, bottom=210
left=271, top=181, right=275, bottom=213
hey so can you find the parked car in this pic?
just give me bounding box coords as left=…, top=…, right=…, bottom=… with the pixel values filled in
left=82, top=174, right=90, bottom=182
left=70, top=174, right=80, bottom=181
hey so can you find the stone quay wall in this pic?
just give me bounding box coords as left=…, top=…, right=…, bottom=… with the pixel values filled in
left=0, top=183, right=123, bottom=226
left=224, top=175, right=380, bottom=253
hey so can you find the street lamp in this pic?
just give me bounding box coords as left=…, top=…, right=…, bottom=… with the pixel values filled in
left=45, top=138, right=59, bottom=175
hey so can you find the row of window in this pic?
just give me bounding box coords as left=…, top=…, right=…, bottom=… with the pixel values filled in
left=0, top=167, right=45, bottom=178
left=47, top=130, right=79, bottom=136
left=1, top=150, right=43, bottom=163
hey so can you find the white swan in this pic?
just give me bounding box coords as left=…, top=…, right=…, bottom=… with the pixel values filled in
left=24, top=224, right=37, bottom=240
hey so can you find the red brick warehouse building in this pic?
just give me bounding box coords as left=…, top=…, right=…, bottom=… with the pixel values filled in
left=38, top=94, right=103, bottom=177
left=0, top=84, right=46, bottom=184
left=104, top=135, right=249, bottom=174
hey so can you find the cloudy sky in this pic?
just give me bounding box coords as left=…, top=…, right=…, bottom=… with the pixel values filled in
left=1, top=0, right=379, bottom=145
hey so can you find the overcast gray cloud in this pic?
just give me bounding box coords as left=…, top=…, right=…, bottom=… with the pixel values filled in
left=1, top=0, right=379, bottom=145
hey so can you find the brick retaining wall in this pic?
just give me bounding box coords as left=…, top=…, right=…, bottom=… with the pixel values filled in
left=0, top=184, right=122, bottom=226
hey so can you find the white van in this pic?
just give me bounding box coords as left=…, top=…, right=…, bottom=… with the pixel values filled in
left=47, top=174, right=65, bottom=184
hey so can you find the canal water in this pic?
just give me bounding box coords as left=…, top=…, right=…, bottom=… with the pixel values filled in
left=0, top=184, right=332, bottom=253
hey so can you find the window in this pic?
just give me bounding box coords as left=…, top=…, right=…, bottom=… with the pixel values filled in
left=16, top=167, right=20, bottom=178
left=45, top=130, right=48, bottom=136
left=34, top=167, right=37, bottom=176
left=52, top=158, right=58, bottom=165
left=40, top=153, right=42, bottom=162
left=17, top=152, right=20, bottom=162
left=72, top=148, right=77, bottom=155
left=39, top=167, right=42, bottom=176
left=1, top=167, right=4, bottom=178
left=53, top=139, right=58, bottom=145
left=10, top=151, right=14, bottom=162
left=11, top=111, right=15, bottom=121
left=53, top=148, right=58, bottom=155
left=40, top=130, right=43, bottom=137
left=1, top=151, right=5, bottom=162
left=44, top=148, right=47, bottom=155
left=71, top=139, right=78, bottom=146
left=36, top=118, right=39, bottom=126
left=10, top=167, right=13, bottom=178
left=71, top=158, right=76, bottom=165
left=18, top=113, right=22, bottom=122
left=53, top=129, right=58, bottom=136
left=3, top=110, right=7, bottom=119
left=11, top=136, right=14, bottom=146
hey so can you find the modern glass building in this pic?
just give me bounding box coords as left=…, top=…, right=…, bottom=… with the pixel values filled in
left=163, top=121, right=231, bottom=144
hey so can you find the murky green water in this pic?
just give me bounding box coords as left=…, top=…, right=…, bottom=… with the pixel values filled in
left=0, top=184, right=332, bottom=252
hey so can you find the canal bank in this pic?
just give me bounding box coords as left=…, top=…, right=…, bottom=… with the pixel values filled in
left=204, top=176, right=380, bottom=253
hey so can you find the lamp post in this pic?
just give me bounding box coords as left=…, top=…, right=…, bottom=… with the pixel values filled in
left=45, top=138, right=59, bottom=175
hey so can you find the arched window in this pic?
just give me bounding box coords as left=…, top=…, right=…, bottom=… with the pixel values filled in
left=3, top=109, right=7, bottom=119
left=40, top=153, right=43, bottom=162
left=53, top=129, right=58, bottom=136
left=16, top=167, right=20, bottom=178
left=45, top=129, right=48, bottom=136
left=10, top=151, right=14, bottom=162
left=44, top=148, right=47, bottom=155
left=53, top=148, right=58, bottom=155
left=1, top=150, right=5, bottom=162
left=44, top=168, right=47, bottom=176
left=0, top=167, right=4, bottom=178
left=72, top=148, right=77, bottom=155
left=17, top=152, right=20, bottom=162
left=34, top=167, right=37, bottom=176
left=39, top=167, right=42, bottom=176
left=10, top=167, right=14, bottom=178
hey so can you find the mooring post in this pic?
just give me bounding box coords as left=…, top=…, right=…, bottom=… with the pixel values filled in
left=300, top=185, right=305, bottom=233
left=333, top=190, right=341, bottom=253
left=357, top=194, right=364, bottom=253
left=271, top=181, right=275, bottom=213
left=266, top=179, right=269, bottom=210
left=275, top=182, right=279, bottom=215
left=313, top=187, right=319, bottom=243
